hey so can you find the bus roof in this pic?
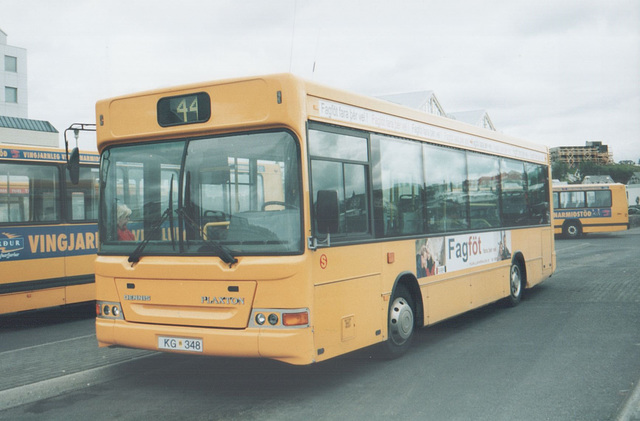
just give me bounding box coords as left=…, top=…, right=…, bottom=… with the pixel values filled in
left=553, top=183, right=625, bottom=190
left=96, top=73, right=548, bottom=165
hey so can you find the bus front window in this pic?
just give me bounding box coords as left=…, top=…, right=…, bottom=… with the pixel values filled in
left=99, top=131, right=302, bottom=257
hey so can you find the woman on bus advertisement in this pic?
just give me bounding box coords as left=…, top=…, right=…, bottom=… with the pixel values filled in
left=415, top=237, right=445, bottom=277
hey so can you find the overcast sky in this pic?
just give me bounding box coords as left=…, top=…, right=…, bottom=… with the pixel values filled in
left=2, top=0, right=639, bottom=162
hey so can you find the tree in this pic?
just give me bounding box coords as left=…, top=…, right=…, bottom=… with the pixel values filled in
left=552, top=161, right=569, bottom=181
left=550, top=161, right=638, bottom=184
left=577, top=162, right=637, bottom=184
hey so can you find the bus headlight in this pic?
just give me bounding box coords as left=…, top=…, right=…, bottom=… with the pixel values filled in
left=96, top=301, right=124, bottom=320
left=255, top=313, right=266, bottom=325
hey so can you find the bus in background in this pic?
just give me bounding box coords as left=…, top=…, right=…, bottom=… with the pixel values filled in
left=95, top=74, right=555, bottom=365
left=553, top=183, right=629, bottom=238
left=0, top=144, right=99, bottom=314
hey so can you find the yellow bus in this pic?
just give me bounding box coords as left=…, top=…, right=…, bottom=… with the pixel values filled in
left=0, top=144, right=99, bottom=314
left=95, top=74, right=555, bottom=364
left=553, top=183, right=629, bottom=238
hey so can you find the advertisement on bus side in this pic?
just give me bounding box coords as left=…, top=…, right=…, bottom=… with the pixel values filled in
left=553, top=208, right=611, bottom=219
left=415, top=230, right=511, bottom=278
left=0, top=225, right=97, bottom=261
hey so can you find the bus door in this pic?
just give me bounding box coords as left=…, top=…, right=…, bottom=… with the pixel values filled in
left=308, top=126, right=383, bottom=360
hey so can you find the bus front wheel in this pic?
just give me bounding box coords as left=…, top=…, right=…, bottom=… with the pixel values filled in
left=383, top=285, right=415, bottom=358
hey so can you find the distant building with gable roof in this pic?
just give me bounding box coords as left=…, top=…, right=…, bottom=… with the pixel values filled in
left=376, top=90, right=496, bottom=131
left=377, top=91, right=447, bottom=118
left=448, top=110, right=495, bottom=131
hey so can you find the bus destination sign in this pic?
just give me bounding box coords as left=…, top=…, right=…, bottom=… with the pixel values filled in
left=157, top=92, right=211, bottom=127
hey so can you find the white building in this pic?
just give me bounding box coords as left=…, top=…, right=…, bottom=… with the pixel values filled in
left=0, top=28, right=28, bottom=118
left=0, top=28, right=58, bottom=147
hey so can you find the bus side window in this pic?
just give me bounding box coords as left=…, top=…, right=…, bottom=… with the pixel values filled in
left=377, top=135, right=425, bottom=236
left=525, top=163, right=550, bottom=224
left=500, top=159, right=527, bottom=227
left=587, top=190, right=611, bottom=208
left=67, top=167, right=100, bottom=221
left=0, top=165, right=26, bottom=223
left=33, top=166, right=60, bottom=222
left=467, top=152, right=501, bottom=229
left=423, top=144, right=469, bottom=233
left=0, top=163, right=59, bottom=223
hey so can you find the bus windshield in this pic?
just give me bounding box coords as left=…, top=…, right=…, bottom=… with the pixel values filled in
left=99, top=130, right=302, bottom=257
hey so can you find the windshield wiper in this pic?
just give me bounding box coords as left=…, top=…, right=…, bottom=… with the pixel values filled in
left=167, top=174, right=176, bottom=250
left=127, top=207, right=172, bottom=264
left=175, top=206, right=238, bottom=267
left=128, top=175, right=177, bottom=264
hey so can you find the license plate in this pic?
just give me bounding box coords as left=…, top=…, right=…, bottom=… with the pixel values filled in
left=158, top=336, right=203, bottom=353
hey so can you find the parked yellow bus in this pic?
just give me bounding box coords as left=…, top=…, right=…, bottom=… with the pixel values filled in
left=0, top=144, right=99, bottom=314
left=95, top=74, right=555, bottom=364
left=553, top=183, right=629, bottom=238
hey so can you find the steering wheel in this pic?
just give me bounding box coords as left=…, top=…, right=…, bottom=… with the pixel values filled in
left=204, top=210, right=227, bottom=221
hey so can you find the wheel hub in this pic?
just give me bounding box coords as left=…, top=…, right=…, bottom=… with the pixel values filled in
left=511, top=265, right=521, bottom=297
left=389, top=297, right=414, bottom=345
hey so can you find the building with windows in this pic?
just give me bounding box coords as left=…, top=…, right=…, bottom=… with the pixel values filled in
left=1, top=28, right=58, bottom=147
left=1, top=28, right=28, bottom=118
left=550, top=141, right=613, bottom=167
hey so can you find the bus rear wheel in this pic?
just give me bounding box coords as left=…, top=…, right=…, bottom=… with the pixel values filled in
left=563, top=221, right=581, bottom=239
left=382, top=285, right=415, bottom=358
left=505, top=261, right=524, bottom=307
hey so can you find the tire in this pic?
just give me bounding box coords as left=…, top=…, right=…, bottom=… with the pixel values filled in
left=505, top=261, right=524, bottom=307
left=382, top=284, right=415, bottom=358
left=563, top=221, right=581, bottom=239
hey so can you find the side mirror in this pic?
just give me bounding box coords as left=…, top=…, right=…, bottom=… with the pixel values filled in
left=316, top=190, right=339, bottom=234
left=67, top=147, right=80, bottom=185
left=63, top=123, right=96, bottom=185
